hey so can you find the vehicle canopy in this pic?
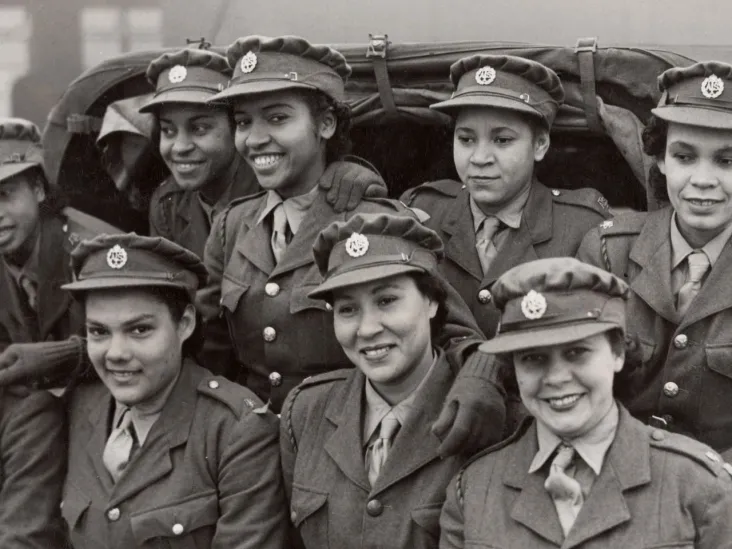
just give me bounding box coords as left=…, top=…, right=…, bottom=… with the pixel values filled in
left=43, top=38, right=694, bottom=232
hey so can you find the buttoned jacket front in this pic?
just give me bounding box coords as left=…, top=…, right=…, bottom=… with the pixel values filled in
left=440, top=406, right=732, bottom=549
left=280, top=351, right=466, bottom=549
left=578, top=207, right=732, bottom=456
left=62, top=361, right=287, bottom=549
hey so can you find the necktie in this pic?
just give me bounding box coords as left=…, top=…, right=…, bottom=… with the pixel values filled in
left=677, top=250, right=710, bottom=317
left=475, top=216, right=502, bottom=274
left=367, top=414, right=400, bottom=486
left=270, top=202, right=290, bottom=263
left=103, top=409, right=138, bottom=482
left=18, top=274, right=37, bottom=311
left=544, top=444, right=583, bottom=536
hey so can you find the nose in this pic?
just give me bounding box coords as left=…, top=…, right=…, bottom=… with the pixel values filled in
left=470, top=142, right=495, bottom=166
left=244, top=119, right=270, bottom=149
left=542, top=355, right=572, bottom=385
left=105, top=334, right=132, bottom=363
left=171, top=131, right=195, bottom=155
left=356, top=306, right=383, bottom=339
left=689, top=160, right=719, bottom=188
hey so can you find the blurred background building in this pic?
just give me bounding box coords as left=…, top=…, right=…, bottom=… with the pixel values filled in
left=3, top=0, right=732, bottom=127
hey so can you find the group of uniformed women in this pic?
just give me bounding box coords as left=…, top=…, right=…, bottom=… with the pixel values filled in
left=0, top=32, right=731, bottom=548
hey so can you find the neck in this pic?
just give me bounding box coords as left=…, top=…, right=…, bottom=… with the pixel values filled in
left=5, top=224, right=40, bottom=268
left=199, top=156, right=239, bottom=205
left=676, top=215, right=728, bottom=249
left=371, top=347, right=435, bottom=406
left=132, top=366, right=182, bottom=416
left=278, top=154, right=327, bottom=199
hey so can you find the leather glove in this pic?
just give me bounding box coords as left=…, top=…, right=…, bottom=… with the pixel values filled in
left=0, top=337, right=84, bottom=388
left=432, top=351, right=507, bottom=458
left=320, top=158, right=388, bottom=212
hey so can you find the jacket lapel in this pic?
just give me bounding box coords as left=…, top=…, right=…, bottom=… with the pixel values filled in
left=36, top=215, right=73, bottom=338
left=323, top=372, right=371, bottom=492
left=233, top=200, right=276, bottom=275
left=0, top=264, right=32, bottom=342
left=680, top=235, right=732, bottom=328
left=83, top=390, right=116, bottom=494
left=442, top=189, right=483, bottom=281
left=371, top=351, right=451, bottom=494
left=109, top=362, right=201, bottom=506
left=175, top=191, right=208, bottom=257
left=628, top=208, right=678, bottom=323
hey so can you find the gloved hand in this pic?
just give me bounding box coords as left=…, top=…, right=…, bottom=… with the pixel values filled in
left=0, top=337, right=83, bottom=388
left=432, top=351, right=507, bottom=458
left=320, top=158, right=388, bottom=212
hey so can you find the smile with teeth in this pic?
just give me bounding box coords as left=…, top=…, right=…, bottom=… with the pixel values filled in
left=545, top=394, right=582, bottom=408
left=174, top=162, right=203, bottom=173
left=361, top=345, right=394, bottom=359
left=688, top=198, right=721, bottom=206
left=108, top=370, right=139, bottom=379
left=253, top=154, right=283, bottom=168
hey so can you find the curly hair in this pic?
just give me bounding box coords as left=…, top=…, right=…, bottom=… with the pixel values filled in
left=410, top=271, right=449, bottom=342
left=300, top=89, right=353, bottom=165
left=641, top=114, right=669, bottom=202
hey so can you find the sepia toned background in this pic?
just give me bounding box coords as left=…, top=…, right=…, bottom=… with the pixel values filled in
left=3, top=0, right=731, bottom=126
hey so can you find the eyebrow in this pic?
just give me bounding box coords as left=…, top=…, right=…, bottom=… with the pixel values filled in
left=86, top=313, right=156, bottom=327
left=158, top=114, right=213, bottom=124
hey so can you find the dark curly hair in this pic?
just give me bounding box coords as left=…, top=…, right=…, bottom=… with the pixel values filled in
left=300, top=89, right=353, bottom=165
left=409, top=271, right=449, bottom=342
left=641, top=114, right=670, bottom=202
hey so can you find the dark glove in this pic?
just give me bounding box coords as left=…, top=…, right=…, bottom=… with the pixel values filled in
left=0, top=337, right=84, bottom=388
left=432, top=352, right=507, bottom=458
left=320, top=158, right=388, bottom=212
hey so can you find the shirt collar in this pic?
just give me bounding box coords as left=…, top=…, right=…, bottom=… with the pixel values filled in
left=256, top=186, right=319, bottom=235
left=528, top=401, right=619, bottom=476
left=469, top=183, right=530, bottom=234
left=362, top=350, right=438, bottom=445
left=3, top=232, right=40, bottom=287
left=670, top=212, right=732, bottom=270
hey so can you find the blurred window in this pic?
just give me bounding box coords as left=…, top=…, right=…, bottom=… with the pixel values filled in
left=0, top=6, right=30, bottom=116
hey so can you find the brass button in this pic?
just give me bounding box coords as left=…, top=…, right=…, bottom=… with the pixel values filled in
left=673, top=334, right=688, bottom=349
left=172, top=523, right=184, bottom=536
left=107, top=508, right=121, bottom=521
left=663, top=381, right=679, bottom=398
left=651, top=429, right=666, bottom=441
left=265, top=282, right=280, bottom=297
left=269, top=372, right=283, bottom=387
left=551, top=189, right=561, bottom=196
left=290, top=510, right=297, bottom=523
left=326, top=302, right=333, bottom=311
left=263, top=327, right=277, bottom=342
left=477, top=289, right=492, bottom=304
left=208, top=380, right=219, bottom=389
left=366, top=499, right=383, bottom=517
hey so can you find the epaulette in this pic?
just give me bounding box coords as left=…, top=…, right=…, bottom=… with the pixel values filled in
left=550, top=187, right=611, bottom=217
left=61, top=207, right=120, bottom=250
left=403, top=180, right=464, bottom=203
left=595, top=210, right=648, bottom=237
left=153, top=176, right=184, bottom=199
left=216, top=189, right=268, bottom=254
left=197, top=375, right=260, bottom=419
left=647, top=427, right=732, bottom=480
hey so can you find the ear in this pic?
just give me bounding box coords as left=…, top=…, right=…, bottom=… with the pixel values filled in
left=177, top=304, right=197, bottom=344
left=613, top=348, right=625, bottom=374
left=657, top=157, right=667, bottom=175
left=317, top=108, right=337, bottom=140
left=533, top=127, right=551, bottom=162
left=427, top=297, right=439, bottom=320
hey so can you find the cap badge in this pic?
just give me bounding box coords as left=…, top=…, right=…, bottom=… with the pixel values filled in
left=240, top=51, right=257, bottom=73
left=701, top=75, right=724, bottom=99
left=345, top=233, right=369, bottom=258
left=168, top=65, right=187, bottom=84
left=521, top=290, right=547, bottom=320
left=106, top=245, right=128, bottom=269
left=475, top=66, right=497, bottom=86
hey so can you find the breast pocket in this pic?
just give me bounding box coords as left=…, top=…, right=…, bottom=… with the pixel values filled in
left=130, top=490, right=218, bottom=549
left=220, top=276, right=249, bottom=315
left=290, top=485, right=329, bottom=548
left=60, top=489, right=91, bottom=532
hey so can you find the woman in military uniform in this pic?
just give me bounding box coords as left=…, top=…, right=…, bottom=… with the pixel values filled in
left=60, top=233, right=287, bottom=549
left=578, top=61, right=732, bottom=458
left=281, top=212, right=469, bottom=549
left=440, top=257, right=732, bottom=549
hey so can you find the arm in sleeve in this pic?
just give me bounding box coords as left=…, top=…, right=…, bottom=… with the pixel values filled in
left=0, top=391, right=67, bottom=549
left=279, top=389, right=307, bottom=549
left=213, top=409, right=288, bottom=549
left=575, top=227, right=607, bottom=269
left=439, top=471, right=466, bottom=549
left=695, top=470, right=732, bottom=549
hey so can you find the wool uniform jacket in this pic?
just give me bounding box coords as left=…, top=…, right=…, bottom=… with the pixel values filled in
left=578, top=206, right=732, bottom=458
left=62, top=361, right=288, bottom=549
left=148, top=158, right=259, bottom=259
left=440, top=405, right=732, bottom=549
left=280, top=350, right=467, bottom=549
left=401, top=180, right=611, bottom=340
left=0, top=208, right=118, bottom=351
left=0, top=389, right=67, bottom=548
left=197, top=162, right=488, bottom=413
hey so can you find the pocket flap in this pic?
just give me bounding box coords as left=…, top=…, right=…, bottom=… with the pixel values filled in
left=290, top=485, right=328, bottom=527
left=290, top=284, right=331, bottom=314
left=130, top=490, right=218, bottom=544
left=60, top=489, right=91, bottom=529
left=220, top=277, right=249, bottom=313
left=411, top=501, right=444, bottom=538
left=706, top=344, right=732, bottom=380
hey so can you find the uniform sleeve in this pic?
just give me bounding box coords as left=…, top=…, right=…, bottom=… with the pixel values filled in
left=196, top=215, right=236, bottom=376
left=0, top=391, right=67, bottom=549
left=694, top=470, right=732, bottom=549
left=148, top=187, right=170, bottom=239
left=213, top=409, right=288, bottom=549
left=279, top=389, right=308, bottom=549
left=575, top=226, right=607, bottom=269
left=439, top=472, right=466, bottom=549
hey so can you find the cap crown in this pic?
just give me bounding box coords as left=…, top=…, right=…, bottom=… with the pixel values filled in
left=0, top=117, right=44, bottom=182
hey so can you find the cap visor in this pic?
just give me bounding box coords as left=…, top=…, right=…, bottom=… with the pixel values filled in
left=307, top=264, right=426, bottom=301
left=478, top=322, right=619, bottom=354
left=139, top=90, right=220, bottom=113
left=431, top=94, right=541, bottom=119
left=651, top=105, right=732, bottom=130
left=0, top=162, right=37, bottom=183
left=61, top=277, right=193, bottom=294
left=207, top=80, right=316, bottom=103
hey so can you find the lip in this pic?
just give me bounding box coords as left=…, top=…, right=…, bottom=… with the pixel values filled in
left=359, top=343, right=396, bottom=361
left=542, top=393, right=585, bottom=411
left=249, top=153, right=284, bottom=173
left=468, top=175, right=500, bottom=181
left=172, top=161, right=205, bottom=175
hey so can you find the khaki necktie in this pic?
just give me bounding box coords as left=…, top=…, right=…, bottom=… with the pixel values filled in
left=270, top=203, right=290, bottom=263
left=103, top=408, right=139, bottom=482
left=677, top=250, right=710, bottom=317
left=367, top=414, right=400, bottom=486
left=475, top=216, right=502, bottom=274
left=544, top=444, right=583, bottom=536
left=18, top=274, right=37, bottom=311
